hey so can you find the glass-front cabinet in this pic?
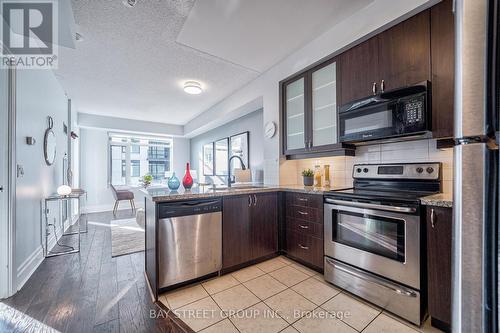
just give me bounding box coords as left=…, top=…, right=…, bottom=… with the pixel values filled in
left=284, top=76, right=306, bottom=151
left=281, top=58, right=347, bottom=158
left=312, top=62, right=337, bottom=148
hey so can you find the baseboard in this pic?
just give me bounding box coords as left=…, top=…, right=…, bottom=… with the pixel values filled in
left=83, top=203, right=144, bottom=214
left=16, top=246, right=44, bottom=291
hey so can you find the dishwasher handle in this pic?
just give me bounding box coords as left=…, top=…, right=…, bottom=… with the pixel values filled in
left=159, top=198, right=222, bottom=218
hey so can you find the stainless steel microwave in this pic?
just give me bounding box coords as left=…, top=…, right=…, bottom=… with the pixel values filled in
left=339, top=82, right=431, bottom=143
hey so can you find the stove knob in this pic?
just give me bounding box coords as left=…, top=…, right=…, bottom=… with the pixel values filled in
left=416, top=167, right=424, bottom=174
left=356, top=168, right=362, bottom=173
left=363, top=168, right=369, bottom=173
left=426, top=167, right=434, bottom=174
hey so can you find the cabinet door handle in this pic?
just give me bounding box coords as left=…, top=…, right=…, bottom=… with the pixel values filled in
left=380, top=80, right=385, bottom=93
left=299, top=224, right=309, bottom=229
left=430, top=208, right=436, bottom=228
left=297, top=197, right=308, bottom=202
left=372, top=82, right=377, bottom=95
left=298, top=211, right=308, bottom=215
left=248, top=195, right=252, bottom=207
left=253, top=195, right=257, bottom=206
left=298, top=244, right=309, bottom=250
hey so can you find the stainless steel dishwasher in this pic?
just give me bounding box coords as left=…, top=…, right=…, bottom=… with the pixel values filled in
left=158, top=198, right=222, bottom=289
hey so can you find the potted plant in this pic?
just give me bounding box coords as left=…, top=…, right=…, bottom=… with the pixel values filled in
left=302, top=169, right=314, bottom=186
left=141, top=174, right=153, bottom=188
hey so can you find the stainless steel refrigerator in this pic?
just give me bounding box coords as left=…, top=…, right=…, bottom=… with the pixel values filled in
left=453, top=0, right=499, bottom=332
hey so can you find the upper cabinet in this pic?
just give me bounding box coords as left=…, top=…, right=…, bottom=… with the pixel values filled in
left=430, top=0, right=455, bottom=139
left=339, top=36, right=379, bottom=104
left=282, top=59, right=353, bottom=158
left=284, top=76, right=306, bottom=152
left=311, top=61, right=338, bottom=149
left=280, top=2, right=454, bottom=159
left=339, top=10, right=431, bottom=103
left=377, top=10, right=431, bottom=92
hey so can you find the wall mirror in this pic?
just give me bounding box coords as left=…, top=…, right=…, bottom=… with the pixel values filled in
left=203, top=142, right=214, bottom=176
left=230, top=132, right=249, bottom=172
left=44, top=116, right=57, bottom=166
left=215, top=138, right=229, bottom=176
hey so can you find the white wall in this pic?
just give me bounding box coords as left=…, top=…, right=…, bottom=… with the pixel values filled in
left=183, top=0, right=436, bottom=185
left=80, top=128, right=190, bottom=213
left=15, top=69, right=69, bottom=290
left=190, top=109, right=264, bottom=184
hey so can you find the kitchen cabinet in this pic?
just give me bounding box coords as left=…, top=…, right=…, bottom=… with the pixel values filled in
left=339, top=10, right=430, bottom=104
left=222, top=195, right=252, bottom=269
left=222, top=193, right=278, bottom=271
left=430, top=0, right=455, bottom=139
left=426, top=206, right=452, bottom=332
left=283, top=75, right=307, bottom=152
left=377, top=10, right=431, bottom=91
left=339, top=36, right=379, bottom=104
left=281, top=59, right=354, bottom=159
left=251, top=193, right=278, bottom=259
left=284, top=192, right=324, bottom=271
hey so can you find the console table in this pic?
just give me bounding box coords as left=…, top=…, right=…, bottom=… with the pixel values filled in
left=42, top=189, right=87, bottom=257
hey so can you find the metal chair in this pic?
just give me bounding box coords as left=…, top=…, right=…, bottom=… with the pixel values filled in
left=110, top=184, right=135, bottom=215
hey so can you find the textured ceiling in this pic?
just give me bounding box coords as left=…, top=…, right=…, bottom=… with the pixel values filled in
left=58, top=0, right=372, bottom=126
left=57, top=0, right=259, bottom=125
left=177, top=0, right=373, bottom=73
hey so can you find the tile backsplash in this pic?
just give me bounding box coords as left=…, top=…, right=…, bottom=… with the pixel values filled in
left=279, top=139, right=454, bottom=194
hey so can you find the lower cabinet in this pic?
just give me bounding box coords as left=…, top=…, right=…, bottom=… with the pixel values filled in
left=284, top=192, right=324, bottom=271
left=426, top=206, right=452, bottom=332
left=222, top=193, right=278, bottom=270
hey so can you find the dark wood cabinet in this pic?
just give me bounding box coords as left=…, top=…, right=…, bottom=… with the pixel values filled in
left=426, top=206, right=452, bottom=332
left=222, top=195, right=252, bottom=269
left=251, top=193, right=278, bottom=260
left=340, top=10, right=431, bottom=105
left=377, top=10, right=431, bottom=91
left=222, top=193, right=278, bottom=271
left=284, top=192, right=324, bottom=271
left=339, top=36, right=380, bottom=104
left=430, top=0, right=455, bottom=139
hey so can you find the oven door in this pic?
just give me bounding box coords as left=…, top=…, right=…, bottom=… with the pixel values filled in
left=324, top=198, right=421, bottom=289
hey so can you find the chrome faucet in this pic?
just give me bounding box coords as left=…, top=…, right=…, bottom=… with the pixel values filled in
left=227, top=155, right=246, bottom=188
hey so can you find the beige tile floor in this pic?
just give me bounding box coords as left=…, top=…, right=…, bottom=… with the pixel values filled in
left=159, top=256, right=443, bottom=333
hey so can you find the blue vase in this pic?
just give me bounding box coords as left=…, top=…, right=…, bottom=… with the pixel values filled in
left=168, top=172, right=180, bottom=190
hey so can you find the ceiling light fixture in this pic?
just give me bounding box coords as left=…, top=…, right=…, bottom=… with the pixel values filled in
left=122, top=0, right=137, bottom=8
left=183, top=81, right=203, bottom=95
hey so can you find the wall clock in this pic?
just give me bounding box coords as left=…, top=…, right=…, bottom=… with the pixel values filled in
left=264, top=121, right=277, bottom=139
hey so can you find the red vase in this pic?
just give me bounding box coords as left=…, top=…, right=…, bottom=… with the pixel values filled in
left=182, top=163, right=193, bottom=189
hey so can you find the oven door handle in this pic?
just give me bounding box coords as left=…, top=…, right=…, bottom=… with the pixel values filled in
left=324, top=198, right=416, bottom=213
left=325, top=258, right=418, bottom=298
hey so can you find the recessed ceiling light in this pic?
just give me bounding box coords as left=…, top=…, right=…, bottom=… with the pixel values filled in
left=183, top=81, right=203, bottom=95
left=122, top=0, right=137, bottom=8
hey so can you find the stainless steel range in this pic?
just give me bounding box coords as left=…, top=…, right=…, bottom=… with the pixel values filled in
left=323, top=162, right=441, bottom=325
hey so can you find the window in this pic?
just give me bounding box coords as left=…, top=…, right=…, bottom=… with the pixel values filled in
left=109, top=134, right=173, bottom=186
left=131, top=160, right=140, bottom=177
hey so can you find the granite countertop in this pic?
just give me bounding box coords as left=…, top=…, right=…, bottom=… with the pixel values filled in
left=142, top=184, right=351, bottom=202
left=420, top=193, right=453, bottom=208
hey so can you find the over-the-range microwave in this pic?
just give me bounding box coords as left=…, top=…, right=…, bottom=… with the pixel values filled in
left=338, top=81, right=431, bottom=144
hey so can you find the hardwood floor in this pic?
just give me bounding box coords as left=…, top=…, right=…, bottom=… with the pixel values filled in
left=1, top=210, right=188, bottom=333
